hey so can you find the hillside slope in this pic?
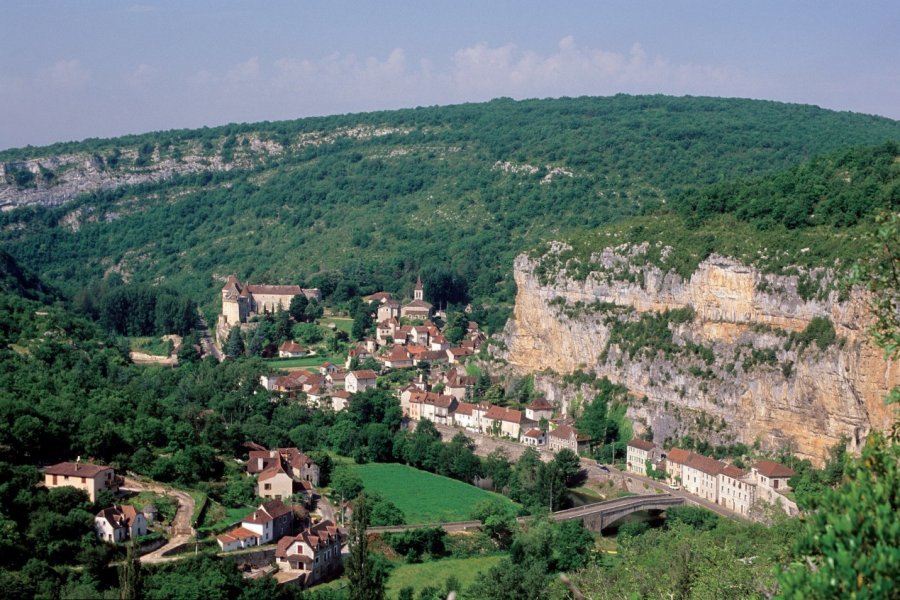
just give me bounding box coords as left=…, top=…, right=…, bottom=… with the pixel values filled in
left=2, top=95, right=900, bottom=309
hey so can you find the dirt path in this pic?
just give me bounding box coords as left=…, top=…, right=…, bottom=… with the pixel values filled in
left=122, top=477, right=197, bottom=563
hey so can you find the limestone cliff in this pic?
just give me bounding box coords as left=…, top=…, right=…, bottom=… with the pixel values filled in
left=499, top=245, right=898, bottom=464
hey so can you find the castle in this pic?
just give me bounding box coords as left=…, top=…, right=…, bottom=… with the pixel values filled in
left=221, top=275, right=321, bottom=326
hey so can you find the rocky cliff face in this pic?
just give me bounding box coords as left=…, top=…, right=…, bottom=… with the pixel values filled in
left=499, top=245, right=898, bottom=464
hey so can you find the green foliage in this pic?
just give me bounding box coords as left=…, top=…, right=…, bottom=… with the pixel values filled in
left=576, top=378, right=628, bottom=446
left=6, top=96, right=900, bottom=313
left=100, top=283, right=196, bottom=336
left=347, top=494, right=386, bottom=600
left=384, top=527, right=447, bottom=562
left=665, top=505, right=720, bottom=531
left=778, top=433, right=900, bottom=598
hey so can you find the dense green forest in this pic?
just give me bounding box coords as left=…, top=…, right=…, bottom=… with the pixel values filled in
left=3, top=96, right=900, bottom=314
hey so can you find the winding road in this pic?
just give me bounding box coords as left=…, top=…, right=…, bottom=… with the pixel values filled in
left=121, top=477, right=197, bottom=564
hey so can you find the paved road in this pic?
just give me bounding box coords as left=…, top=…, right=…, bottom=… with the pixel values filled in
left=196, top=310, right=224, bottom=362
left=434, top=423, right=749, bottom=522
left=122, top=477, right=197, bottom=564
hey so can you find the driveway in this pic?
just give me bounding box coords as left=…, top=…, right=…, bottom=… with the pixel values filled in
left=121, top=477, right=197, bottom=563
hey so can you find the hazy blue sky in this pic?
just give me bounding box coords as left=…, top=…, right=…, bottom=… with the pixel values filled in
left=2, top=1, right=898, bottom=149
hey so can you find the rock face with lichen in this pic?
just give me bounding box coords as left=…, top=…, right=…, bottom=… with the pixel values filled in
left=498, top=246, right=898, bottom=465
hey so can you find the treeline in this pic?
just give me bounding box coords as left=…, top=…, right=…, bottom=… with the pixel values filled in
left=674, top=141, right=900, bottom=230
left=78, top=282, right=197, bottom=336
left=4, top=96, right=900, bottom=311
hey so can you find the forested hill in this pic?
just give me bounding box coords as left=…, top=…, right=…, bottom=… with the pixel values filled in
left=2, top=95, right=899, bottom=309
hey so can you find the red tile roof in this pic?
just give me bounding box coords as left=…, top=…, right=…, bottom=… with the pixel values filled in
left=628, top=438, right=656, bottom=451
left=484, top=405, right=524, bottom=424
left=684, top=453, right=726, bottom=476
left=754, top=460, right=795, bottom=478
left=666, top=448, right=691, bottom=464
left=550, top=424, right=590, bottom=442
left=527, top=397, right=553, bottom=411
left=45, top=462, right=112, bottom=478
left=721, top=464, right=747, bottom=479
left=454, top=402, right=475, bottom=416
left=523, top=428, right=544, bottom=438
left=351, top=370, right=378, bottom=380
left=218, top=526, right=260, bottom=544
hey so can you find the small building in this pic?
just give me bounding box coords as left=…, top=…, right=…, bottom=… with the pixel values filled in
left=95, top=505, right=147, bottom=543
left=275, top=520, right=345, bottom=588
left=481, top=405, right=525, bottom=440
left=752, top=460, right=798, bottom=515
left=217, top=527, right=260, bottom=552
left=377, top=300, right=402, bottom=323
left=446, top=347, right=474, bottom=364
left=278, top=341, right=307, bottom=358
left=525, top=398, right=553, bottom=422
left=44, top=462, right=119, bottom=502
left=625, top=438, right=660, bottom=476
left=400, top=277, right=433, bottom=320
left=383, top=346, right=414, bottom=369
left=547, top=425, right=590, bottom=454
left=521, top=428, right=546, bottom=447
left=346, top=370, right=378, bottom=393
left=249, top=447, right=321, bottom=498
left=678, top=452, right=725, bottom=503
left=240, top=499, right=295, bottom=545
left=329, top=390, right=352, bottom=412
left=718, top=465, right=757, bottom=516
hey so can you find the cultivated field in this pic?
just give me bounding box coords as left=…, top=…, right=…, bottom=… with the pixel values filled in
left=351, top=463, right=518, bottom=524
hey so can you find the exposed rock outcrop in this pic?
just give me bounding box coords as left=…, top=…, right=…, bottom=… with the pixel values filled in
left=499, top=249, right=898, bottom=464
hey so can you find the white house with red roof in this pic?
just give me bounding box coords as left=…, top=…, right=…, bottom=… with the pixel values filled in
left=278, top=341, right=307, bottom=358
left=239, top=499, right=295, bottom=544
left=525, top=398, right=554, bottom=421
left=216, top=527, right=260, bottom=552
left=625, top=438, right=660, bottom=476
left=346, top=370, right=377, bottom=393
left=521, top=428, right=546, bottom=447
left=95, top=505, right=147, bottom=543
left=481, top=405, right=526, bottom=440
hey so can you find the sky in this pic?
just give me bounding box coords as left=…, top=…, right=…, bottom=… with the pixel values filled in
left=1, top=1, right=898, bottom=150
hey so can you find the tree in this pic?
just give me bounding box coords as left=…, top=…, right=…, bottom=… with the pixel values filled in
left=288, top=294, right=309, bottom=322
left=346, top=494, right=386, bottom=600
left=331, top=467, right=363, bottom=501
left=777, top=433, right=899, bottom=598
left=553, top=520, right=595, bottom=572
left=553, top=449, right=582, bottom=486
left=119, top=541, right=143, bottom=600
left=224, top=326, right=245, bottom=358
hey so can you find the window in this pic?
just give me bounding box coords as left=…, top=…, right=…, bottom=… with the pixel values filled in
left=264, top=484, right=271, bottom=490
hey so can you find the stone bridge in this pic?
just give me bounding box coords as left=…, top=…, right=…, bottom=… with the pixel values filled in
left=367, top=493, right=684, bottom=535
left=551, top=493, right=685, bottom=531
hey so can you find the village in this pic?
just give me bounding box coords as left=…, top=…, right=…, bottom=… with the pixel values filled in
left=35, top=273, right=800, bottom=593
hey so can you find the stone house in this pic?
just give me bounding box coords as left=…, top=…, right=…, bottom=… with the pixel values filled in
left=525, top=398, right=553, bottom=422
left=275, top=520, right=345, bottom=587
left=377, top=300, right=402, bottom=323
left=675, top=451, right=725, bottom=502
left=481, top=405, right=526, bottom=440
left=548, top=424, right=591, bottom=454
left=626, top=438, right=660, bottom=476
left=717, top=465, right=757, bottom=516
left=345, top=370, right=377, bottom=393
left=382, top=346, right=414, bottom=369
left=95, top=505, right=147, bottom=543
left=239, top=499, right=295, bottom=544
left=220, top=275, right=321, bottom=326
left=329, top=390, right=352, bottom=412
left=44, top=462, right=119, bottom=502
left=752, top=460, right=798, bottom=515
left=451, top=402, right=481, bottom=431
left=446, top=347, right=474, bottom=364
left=249, top=447, right=320, bottom=498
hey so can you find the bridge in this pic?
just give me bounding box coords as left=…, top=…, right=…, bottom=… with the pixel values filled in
left=550, top=493, right=685, bottom=532
left=367, top=493, right=684, bottom=535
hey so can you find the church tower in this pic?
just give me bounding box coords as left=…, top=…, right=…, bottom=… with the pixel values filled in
left=414, top=276, right=424, bottom=301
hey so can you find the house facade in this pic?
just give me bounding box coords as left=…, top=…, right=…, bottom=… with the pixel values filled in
left=345, top=370, right=377, bottom=393
left=626, top=438, right=659, bottom=476
left=95, top=505, right=147, bottom=543
left=239, top=499, right=295, bottom=544
left=44, top=462, right=119, bottom=502
left=275, top=520, right=345, bottom=588
left=718, top=465, right=757, bottom=516
left=548, top=425, right=590, bottom=454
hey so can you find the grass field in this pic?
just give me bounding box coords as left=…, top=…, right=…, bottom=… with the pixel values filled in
left=386, top=554, right=505, bottom=598
left=351, top=463, right=518, bottom=524
left=320, top=317, right=353, bottom=334
left=265, top=352, right=345, bottom=369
